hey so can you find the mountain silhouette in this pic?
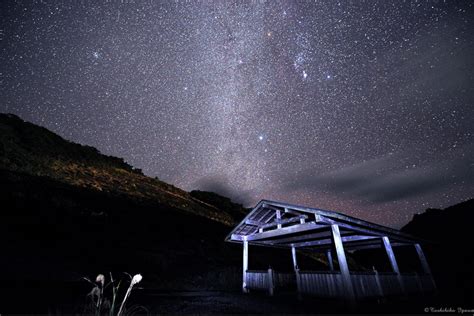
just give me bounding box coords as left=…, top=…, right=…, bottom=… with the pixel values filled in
left=1, top=113, right=471, bottom=312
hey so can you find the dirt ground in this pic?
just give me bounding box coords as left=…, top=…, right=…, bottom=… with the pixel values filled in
left=133, top=290, right=437, bottom=314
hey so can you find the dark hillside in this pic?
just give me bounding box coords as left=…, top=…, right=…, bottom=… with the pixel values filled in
left=0, top=113, right=242, bottom=225
left=400, top=199, right=474, bottom=305
left=0, top=113, right=318, bottom=313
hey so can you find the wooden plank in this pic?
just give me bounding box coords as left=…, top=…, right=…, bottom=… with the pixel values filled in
left=284, top=207, right=307, bottom=216
left=245, top=216, right=308, bottom=230
left=244, top=221, right=328, bottom=241
left=245, top=219, right=261, bottom=226
left=286, top=235, right=380, bottom=248
left=270, top=231, right=331, bottom=245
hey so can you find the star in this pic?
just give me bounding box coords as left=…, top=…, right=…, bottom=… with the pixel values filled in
left=1, top=0, right=471, bottom=228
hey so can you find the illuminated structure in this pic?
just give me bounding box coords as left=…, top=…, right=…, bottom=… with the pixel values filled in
left=226, top=200, right=436, bottom=303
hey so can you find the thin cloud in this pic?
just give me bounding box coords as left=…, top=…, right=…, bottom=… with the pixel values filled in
left=194, top=175, right=254, bottom=206
left=284, top=145, right=474, bottom=204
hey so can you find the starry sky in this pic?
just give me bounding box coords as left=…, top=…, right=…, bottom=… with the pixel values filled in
left=1, top=0, right=473, bottom=227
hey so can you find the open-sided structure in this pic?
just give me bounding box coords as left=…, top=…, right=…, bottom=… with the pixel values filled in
left=226, top=200, right=436, bottom=302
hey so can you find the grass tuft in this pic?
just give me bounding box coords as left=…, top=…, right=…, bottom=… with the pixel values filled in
left=82, top=272, right=145, bottom=316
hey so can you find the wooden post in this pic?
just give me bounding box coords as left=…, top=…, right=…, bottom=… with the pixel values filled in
left=267, top=267, right=274, bottom=296
left=382, top=237, right=400, bottom=273
left=382, top=236, right=404, bottom=293
left=292, top=246, right=302, bottom=299
left=291, top=246, right=298, bottom=270
left=331, top=224, right=356, bottom=304
left=414, top=243, right=436, bottom=291
left=276, top=209, right=282, bottom=229
left=414, top=243, right=431, bottom=275
left=373, top=267, right=384, bottom=298
left=326, top=249, right=334, bottom=271
left=243, top=239, right=249, bottom=293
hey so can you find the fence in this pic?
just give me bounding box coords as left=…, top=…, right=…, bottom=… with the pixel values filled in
left=245, top=269, right=435, bottom=298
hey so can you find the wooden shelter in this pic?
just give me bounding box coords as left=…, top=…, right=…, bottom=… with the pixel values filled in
left=225, top=200, right=436, bottom=303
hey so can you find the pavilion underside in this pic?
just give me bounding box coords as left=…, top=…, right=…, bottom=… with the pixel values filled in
left=225, top=200, right=436, bottom=303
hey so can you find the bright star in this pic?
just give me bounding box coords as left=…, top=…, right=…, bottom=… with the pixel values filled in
left=303, top=70, right=308, bottom=79
left=259, top=135, right=264, bottom=141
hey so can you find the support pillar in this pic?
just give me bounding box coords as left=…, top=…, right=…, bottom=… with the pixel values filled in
left=292, top=246, right=302, bottom=299
left=414, top=243, right=432, bottom=274
left=291, top=246, right=298, bottom=270
left=414, top=243, right=436, bottom=291
left=243, top=239, right=249, bottom=293
left=326, top=249, right=334, bottom=271
left=382, top=236, right=404, bottom=292
left=331, top=224, right=356, bottom=304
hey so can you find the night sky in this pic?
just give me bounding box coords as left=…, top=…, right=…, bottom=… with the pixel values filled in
left=1, top=0, right=473, bottom=227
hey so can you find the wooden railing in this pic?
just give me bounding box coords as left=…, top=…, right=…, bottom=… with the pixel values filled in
left=246, top=270, right=270, bottom=291
left=296, top=270, right=435, bottom=298
left=350, top=271, right=383, bottom=298
left=298, top=270, right=344, bottom=297
left=245, top=269, right=435, bottom=298
left=245, top=269, right=296, bottom=295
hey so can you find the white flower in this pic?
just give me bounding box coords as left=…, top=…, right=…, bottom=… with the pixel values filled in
left=131, top=274, right=142, bottom=285
left=96, top=274, right=105, bottom=286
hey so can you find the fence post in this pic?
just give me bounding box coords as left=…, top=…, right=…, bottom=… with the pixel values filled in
left=268, top=268, right=274, bottom=296
left=414, top=272, right=423, bottom=293
left=295, top=268, right=302, bottom=300
left=373, top=267, right=384, bottom=298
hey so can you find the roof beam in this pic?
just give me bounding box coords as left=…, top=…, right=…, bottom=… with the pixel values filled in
left=283, top=235, right=380, bottom=248
left=243, top=221, right=327, bottom=241
left=261, top=200, right=416, bottom=240
left=269, top=231, right=331, bottom=245
left=316, top=215, right=414, bottom=244
left=245, top=215, right=308, bottom=230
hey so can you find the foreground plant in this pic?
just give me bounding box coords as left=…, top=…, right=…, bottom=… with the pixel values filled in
left=117, top=274, right=143, bottom=316
left=83, top=272, right=144, bottom=316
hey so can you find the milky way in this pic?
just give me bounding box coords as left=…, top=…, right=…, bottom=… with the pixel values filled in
left=1, top=0, right=473, bottom=227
